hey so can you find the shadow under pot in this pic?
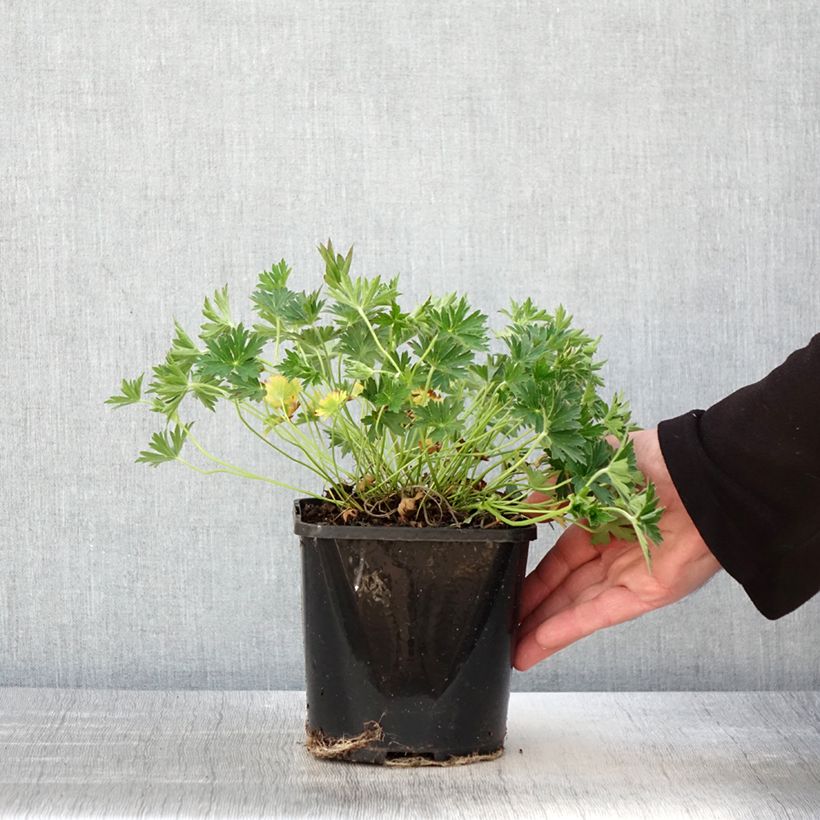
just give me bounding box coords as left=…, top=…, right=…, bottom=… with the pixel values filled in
left=294, top=498, right=535, bottom=767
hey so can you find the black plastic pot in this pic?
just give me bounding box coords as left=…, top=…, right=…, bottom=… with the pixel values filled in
left=295, top=499, right=537, bottom=765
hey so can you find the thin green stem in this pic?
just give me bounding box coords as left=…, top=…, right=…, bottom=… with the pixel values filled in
left=356, top=308, right=402, bottom=373
left=234, top=402, right=331, bottom=480
left=176, top=450, right=324, bottom=500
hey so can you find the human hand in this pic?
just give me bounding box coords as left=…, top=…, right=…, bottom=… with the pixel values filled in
left=514, top=427, right=722, bottom=671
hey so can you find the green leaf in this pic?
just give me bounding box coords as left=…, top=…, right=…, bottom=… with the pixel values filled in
left=253, top=288, right=301, bottom=333
left=581, top=438, right=620, bottom=478
left=361, top=408, right=408, bottom=437
left=197, top=324, right=265, bottom=399
left=278, top=326, right=335, bottom=385
left=278, top=347, right=324, bottom=386
left=105, top=375, right=144, bottom=408
left=417, top=294, right=488, bottom=351
left=148, top=361, right=190, bottom=416
left=362, top=375, right=411, bottom=412
left=410, top=337, right=474, bottom=388
left=295, top=325, right=336, bottom=351
left=410, top=396, right=463, bottom=440
left=296, top=289, right=325, bottom=325
left=167, top=321, right=201, bottom=372
left=543, top=402, right=584, bottom=462
left=320, top=242, right=400, bottom=325
left=605, top=442, right=642, bottom=498
left=253, top=258, right=325, bottom=335
left=337, top=321, right=383, bottom=370
left=257, top=259, right=292, bottom=292
left=200, top=286, right=233, bottom=340
left=318, top=238, right=354, bottom=288
left=499, top=297, right=553, bottom=328
left=136, top=423, right=190, bottom=467
left=631, top=483, right=663, bottom=544
left=601, top=392, right=633, bottom=438
left=373, top=302, right=415, bottom=347
left=189, top=376, right=225, bottom=411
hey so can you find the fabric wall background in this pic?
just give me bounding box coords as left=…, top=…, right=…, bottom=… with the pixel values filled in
left=2, top=0, right=818, bottom=690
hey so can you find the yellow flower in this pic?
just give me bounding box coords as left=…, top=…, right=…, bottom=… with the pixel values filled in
left=315, top=390, right=348, bottom=418
left=314, top=383, right=363, bottom=418
left=264, top=374, right=301, bottom=418
left=410, top=388, right=429, bottom=407
left=410, top=388, right=442, bottom=406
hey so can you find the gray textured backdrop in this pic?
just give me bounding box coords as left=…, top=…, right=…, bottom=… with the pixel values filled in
left=2, top=0, right=818, bottom=691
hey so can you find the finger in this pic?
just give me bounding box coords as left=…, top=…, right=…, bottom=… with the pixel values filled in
left=514, top=586, right=651, bottom=671
left=535, top=585, right=650, bottom=653
left=518, top=557, right=607, bottom=638
left=518, top=583, right=575, bottom=640
left=521, top=539, right=636, bottom=635
left=518, top=525, right=599, bottom=622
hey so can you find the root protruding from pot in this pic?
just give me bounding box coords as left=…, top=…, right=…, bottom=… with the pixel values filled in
left=305, top=720, right=385, bottom=760
left=384, top=748, right=504, bottom=767
left=305, top=721, right=504, bottom=766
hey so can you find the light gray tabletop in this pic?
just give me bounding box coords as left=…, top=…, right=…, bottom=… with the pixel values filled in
left=0, top=689, right=817, bottom=819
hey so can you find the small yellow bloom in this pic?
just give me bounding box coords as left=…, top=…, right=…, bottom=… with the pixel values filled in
left=350, top=381, right=364, bottom=398
left=264, top=374, right=301, bottom=418
left=410, top=388, right=443, bottom=406
left=410, top=388, right=429, bottom=407
left=315, top=390, right=348, bottom=418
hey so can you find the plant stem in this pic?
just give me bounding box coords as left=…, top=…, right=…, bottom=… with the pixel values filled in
left=356, top=307, right=403, bottom=373
left=234, top=402, right=332, bottom=481
left=176, top=451, right=324, bottom=500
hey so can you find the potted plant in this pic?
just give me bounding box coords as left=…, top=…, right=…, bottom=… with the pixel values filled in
left=108, top=240, right=661, bottom=766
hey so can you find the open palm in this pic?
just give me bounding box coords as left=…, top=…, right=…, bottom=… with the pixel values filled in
left=514, top=428, right=722, bottom=671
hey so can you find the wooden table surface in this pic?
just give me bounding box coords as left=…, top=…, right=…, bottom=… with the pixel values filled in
left=0, top=689, right=816, bottom=819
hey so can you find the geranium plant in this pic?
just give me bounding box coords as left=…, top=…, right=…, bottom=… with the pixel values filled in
left=107, top=240, right=662, bottom=564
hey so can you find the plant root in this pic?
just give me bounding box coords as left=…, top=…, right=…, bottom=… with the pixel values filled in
left=384, top=748, right=504, bottom=767
left=305, top=720, right=385, bottom=760
left=305, top=721, right=504, bottom=767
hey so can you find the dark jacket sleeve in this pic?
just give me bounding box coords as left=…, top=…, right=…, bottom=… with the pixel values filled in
left=657, top=334, right=820, bottom=619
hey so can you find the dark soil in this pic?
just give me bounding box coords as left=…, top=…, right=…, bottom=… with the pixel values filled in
left=300, top=487, right=527, bottom=529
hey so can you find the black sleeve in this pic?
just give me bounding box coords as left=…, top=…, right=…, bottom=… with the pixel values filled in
left=657, top=334, right=820, bottom=619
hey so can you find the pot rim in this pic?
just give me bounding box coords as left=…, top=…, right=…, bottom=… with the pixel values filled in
left=293, top=498, right=538, bottom=542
